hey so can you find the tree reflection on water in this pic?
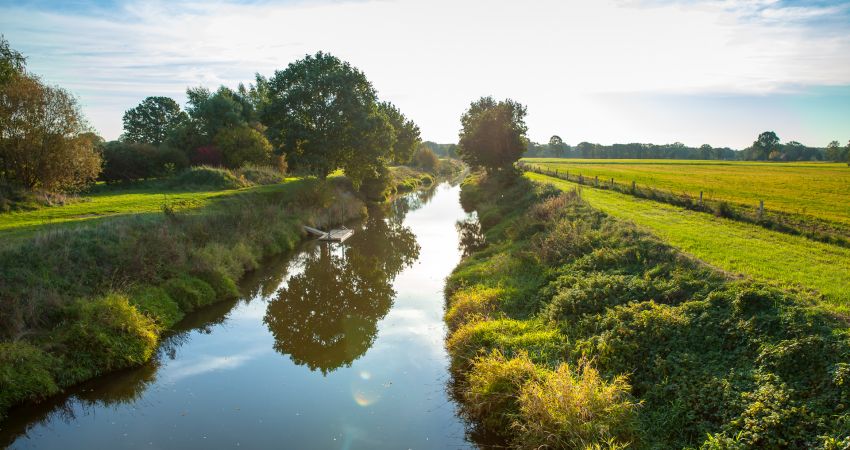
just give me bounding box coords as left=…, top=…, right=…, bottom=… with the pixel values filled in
left=264, top=206, right=421, bottom=374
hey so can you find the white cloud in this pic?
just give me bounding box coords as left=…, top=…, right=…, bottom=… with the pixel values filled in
left=1, top=0, right=849, bottom=146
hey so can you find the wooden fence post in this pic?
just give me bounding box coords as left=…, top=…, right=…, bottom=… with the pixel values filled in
left=758, top=200, right=764, bottom=218
left=579, top=174, right=584, bottom=184
left=699, top=191, right=703, bottom=206
left=610, top=178, right=614, bottom=188
left=631, top=180, right=636, bottom=191
left=594, top=175, right=599, bottom=187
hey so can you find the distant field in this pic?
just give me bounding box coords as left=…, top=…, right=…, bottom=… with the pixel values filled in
left=0, top=181, right=298, bottom=239
left=527, top=172, right=850, bottom=311
left=523, top=158, right=850, bottom=226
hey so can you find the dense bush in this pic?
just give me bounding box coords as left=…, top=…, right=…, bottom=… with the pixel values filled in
left=446, top=171, right=850, bottom=449
left=213, top=126, right=273, bottom=169
left=0, top=342, right=59, bottom=421
left=169, top=165, right=248, bottom=190
left=101, top=141, right=189, bottom=182
left=235, top=164, right=285, bottom=185
left=412, top=145, right=440, bottom=171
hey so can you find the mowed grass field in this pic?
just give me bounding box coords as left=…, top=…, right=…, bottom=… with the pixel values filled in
left=0, top=181, right=299, bottom=239
left=527, top=172, right=850, bottom=311
left=523, top=158, right=850, bottom=226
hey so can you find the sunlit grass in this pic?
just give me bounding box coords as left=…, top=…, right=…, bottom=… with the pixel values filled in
left=523, top=158, right=850, bottom=226
left=527, top=172, right=850, bottom=310
left=0, top=179, right=300, bottom=238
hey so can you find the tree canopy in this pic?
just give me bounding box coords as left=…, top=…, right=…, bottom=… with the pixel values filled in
left=262, top=52, right=396, bottom=186
left=379, top=101, right=421, bottom=164
left=458, top=96, right=528, bottom=172
left=122, top=96, right=186, bottom=145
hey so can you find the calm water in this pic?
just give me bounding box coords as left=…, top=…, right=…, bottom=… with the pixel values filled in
left=1, top=183, right=475, bottom=449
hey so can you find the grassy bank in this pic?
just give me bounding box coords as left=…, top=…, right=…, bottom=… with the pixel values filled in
left=0, top=164, right=451, bottom=420
left=445, top=172, right=850, bottom=449
left=527, top=172, right=850, bottom=311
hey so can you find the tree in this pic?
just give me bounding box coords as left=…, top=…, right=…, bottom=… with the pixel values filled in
left=122, top=96, right=186, bottom=145
left=457, top=96, right=528, bottom=173
left=213, top=126, right=273, bottom=168
left=0, top=36, right=25, bottom=86
left=748, top=131, right=780, bottom=160
left=0, top=74, right=101, bottom=191
left=826, top=140, right=842, bottom=161
left=263, top=52, right=395, bottom=185
left=378, top=101, right=421, bottom=164
left=185, top=86, right=255, bottom=140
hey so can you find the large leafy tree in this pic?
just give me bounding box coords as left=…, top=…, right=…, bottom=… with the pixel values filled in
left=262, top=52, right=394, bottom=185
left=748, top=131, right=780, bottom=160
left=122, top=96, right=186, bottom=145
left=213, top=125, right=273, bottom=168
left=457, top=96, right=528, bottom=173
left=378, top=101, right=421, bottom=164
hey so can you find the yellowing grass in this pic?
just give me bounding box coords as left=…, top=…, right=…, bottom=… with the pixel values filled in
left=523, top=159, right=850, bottom=226
left=527, top=172, right=850, bottom=311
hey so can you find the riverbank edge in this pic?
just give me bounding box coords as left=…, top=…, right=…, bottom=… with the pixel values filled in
left=443, top=171, right=850, bottom=448
left=0, top=165, right=447, bottom=421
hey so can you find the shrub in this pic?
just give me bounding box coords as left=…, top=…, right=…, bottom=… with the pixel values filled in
left=163, top=275, right=217, bottom=312
left=101, top=141, right=188, bottom=182
left=447, top=319, right=565, bottom=372
left=0, top=342, right=59, bottom=420
left=57, top=294, right=158, bottom=384
left=235, top=164, right=284, bottom=185
left=412, top=145, right=440, bottom=171
left=169, top=166, right=247, bottom=190
left=190, top=145, right=223, bottom=166
left=464, top=350, right=542, bottom=433
left=445, top=286, right=504, bottom=332
left=516, top=360, right=639, bottom=449
left=129, top=286, right=183, bottom=328
left=214, top=126, right=273, bottom=169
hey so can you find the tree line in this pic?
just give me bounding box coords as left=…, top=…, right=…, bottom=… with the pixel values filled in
left=1, top=38, right=428, bottom=196
left=524, top=132, right=850, bottom=162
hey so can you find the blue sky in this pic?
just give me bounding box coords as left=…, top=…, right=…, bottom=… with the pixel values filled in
left=2, top=0, right=849, bottom=148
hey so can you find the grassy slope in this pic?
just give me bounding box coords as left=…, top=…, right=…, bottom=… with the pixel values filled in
left=0, top=180, right=300, bottom=238
left=524, top=158, right=850, bottom=226
left=527, top=172, right=850, bottom=311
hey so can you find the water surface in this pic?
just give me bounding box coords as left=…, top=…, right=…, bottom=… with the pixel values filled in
left=1, top=183, right=474, bottom=449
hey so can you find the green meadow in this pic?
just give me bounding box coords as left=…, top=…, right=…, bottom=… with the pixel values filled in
left=523, top=158, right=850, bottom=227
left=527, top=171, right=850, bottom=311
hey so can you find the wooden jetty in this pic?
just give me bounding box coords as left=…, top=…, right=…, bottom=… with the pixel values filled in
left=303, top=225, right=354, bottom=243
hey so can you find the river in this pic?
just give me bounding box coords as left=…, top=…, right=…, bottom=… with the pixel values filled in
left=1, top=182, right=476, bottom=449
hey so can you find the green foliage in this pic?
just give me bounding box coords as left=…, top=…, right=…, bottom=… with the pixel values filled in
left=263, top=52, right=395, bottom=186
left=169, top=166, right=248, bottom=190
left=379, top=101, right=421, bottom=164
left=213, top=126, right=273, bottom=168
left=412, top=145, right=440, bottom=171
left=101, top=141, right=189, bottom=182
left=129, top=286, right=183, bottom=328
left=458, top=96, right=528, bottom=173
left=234, top=164, right=284, bottom=185
left=464, top=350, right=542, bottom=433
left=447, top=172, right=850, bottom=449
left=122, top=96, right=187, bottom=146
left=57, top=294, right=158, bottom=384
left=0, top=342, right=59, bottom=420
left=163, top=275, right=217, bottom=312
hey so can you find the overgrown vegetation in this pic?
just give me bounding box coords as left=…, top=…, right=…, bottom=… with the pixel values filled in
left=446, top=172, right=850, bottom=449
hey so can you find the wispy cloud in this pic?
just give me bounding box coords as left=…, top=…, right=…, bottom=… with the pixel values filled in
left=1, top=0, right=848, bottom=146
